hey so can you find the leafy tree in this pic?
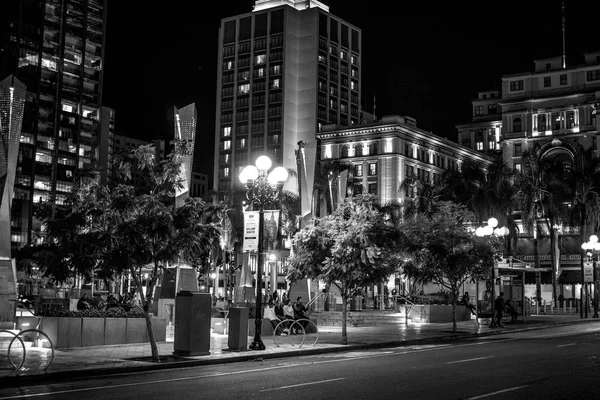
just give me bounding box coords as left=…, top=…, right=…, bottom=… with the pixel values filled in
left=399, top=200, right=500, bottom=332
left=287, top=194, right=400, bottom=344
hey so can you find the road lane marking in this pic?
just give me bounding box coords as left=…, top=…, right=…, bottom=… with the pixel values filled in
left=446, top=356, right=493, bottom=364
left=465, top=385, right=529, bottom=399
left=557, top=343, right=576, bottom=347
left=4, top=326, right=599, bottom=399
left=259, top=377, right=345, bottom=392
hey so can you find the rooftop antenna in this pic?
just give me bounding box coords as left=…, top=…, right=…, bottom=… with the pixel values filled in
left=561, top=2, right=566, bottom=69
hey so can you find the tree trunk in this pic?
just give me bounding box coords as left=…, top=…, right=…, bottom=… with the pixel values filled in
left=131, top=265, right=160, bottom=362
left=452, top=288, right=457, bottom=333
left=341, top=294, right=348, bottom=345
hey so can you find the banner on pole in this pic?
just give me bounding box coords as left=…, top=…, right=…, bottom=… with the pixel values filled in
left=584, top=262, right=593, bottom=283
left=243, top=211, right=259, bottom=252
left=263, top=210, right=280, bottom=251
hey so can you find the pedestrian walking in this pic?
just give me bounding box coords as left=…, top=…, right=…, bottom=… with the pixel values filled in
left=495, top=292, right=505, bottom=327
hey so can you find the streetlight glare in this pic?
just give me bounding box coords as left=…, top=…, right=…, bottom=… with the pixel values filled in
left=487, top=217, right=498, bottom=228
left=267, top=166, right=288, bottom=186
left=590, top=234, right=598, bottom=244
left=255, top=155, right=272, bottom=171
left=239, top=165, right=259, bottom=183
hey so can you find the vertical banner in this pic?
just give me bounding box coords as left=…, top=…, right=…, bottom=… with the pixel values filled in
left=263, top=210, right=280, bottom=252
left=243, top=211, right=259, bottom=252
left=584, top=262, right=594, bottom=283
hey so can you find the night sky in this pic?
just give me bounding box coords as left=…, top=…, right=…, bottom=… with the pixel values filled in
left=102, top=0, right=600, bottom=176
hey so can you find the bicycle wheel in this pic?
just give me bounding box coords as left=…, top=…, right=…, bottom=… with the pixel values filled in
left=294, top=319, right=319, bottom=348
left=272, top=319, right=295, bottom=347
left=0, top=330, right=26, bottom=371
left=9, top=329, right=55, bottom=371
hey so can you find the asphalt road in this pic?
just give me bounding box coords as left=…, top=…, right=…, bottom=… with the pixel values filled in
left=2, top=324, right=600, bottom=400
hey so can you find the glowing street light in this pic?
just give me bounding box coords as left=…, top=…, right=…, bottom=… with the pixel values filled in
left=239, top=155, right=288, bottom=350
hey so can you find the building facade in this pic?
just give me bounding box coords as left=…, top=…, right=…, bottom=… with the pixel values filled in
left=317, top=114, right=493, bottom=206
left=191, top=171, right=208, bottom=199
left=1, top=0, right=107, bottom=248
left=456, top=51, right=600, bottom=301
left=214, top=0, right=363, bottom=202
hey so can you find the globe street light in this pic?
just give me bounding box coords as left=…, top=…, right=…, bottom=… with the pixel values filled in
left=239, top=155, right=288, bottom=350
left=581, top=235, right=600, bottom=318
left=475, top=217, right=510, bottom=328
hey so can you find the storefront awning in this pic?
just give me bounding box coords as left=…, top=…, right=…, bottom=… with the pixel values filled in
left=559, top=270, right=582, bottom=284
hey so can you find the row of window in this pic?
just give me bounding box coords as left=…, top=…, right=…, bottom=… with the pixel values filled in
left=474, top=104, right=498, bottom=116
left=354, top=162, right=377, bottom=177
left=509, top=69, right=600, bottom=92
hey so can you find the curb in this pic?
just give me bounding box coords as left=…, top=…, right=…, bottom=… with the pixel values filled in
left=3, top=319, right=599, bottom=387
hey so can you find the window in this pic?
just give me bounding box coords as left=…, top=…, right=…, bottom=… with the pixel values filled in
left=538, top=114, right=547, bottom=131
left=586, top=69, right=600, bottom=81
left=223, top=60, right=233, bottom=70
left=567, top=111, right=575, bottom=129
left=255, top=54, right=266, bottom=64
left=514, top=163, right=522, bottom=173
left=350, top=81, right=356, bottom=91
left=238, top=70, right=250, bottom=81
left=544, top=76, right=551, bottom=87
left=510, top=80, right=524, bottom=91
left=222, top=126, right=232, bottom=137
left=238, top=83, right=250, bottom=94
left=368, top=183, right=377, bottom=195
left=476, top=141, right=483, bottom=151
left=474, top=106, right=484, bottom=115
left=488, top=140, right=496, bottom=150
left=560, top=74, right=568, bottom=85
left=355, top=164, right=363, bottom=177
left=513, top=117, right=522, bottom=132
left=350, top=55, right=356, bottom=65
left=271, top=65, right=281, bottom=75
left=223, top=140, right=231, bottom=151
left=552, top=112, right=562, bottom=130
left=488, top=104, right=497, bottom=114
left=368, top=163, right=377, bottom=176
left=354, top=144, right=363, bottom=156
left=255, top=67, right=265, bottom=78
left=514, top=143, right=521, bottom=156
left=270, top=78, right=280, bottom=89
left=546, top=63, right=552, bottom=70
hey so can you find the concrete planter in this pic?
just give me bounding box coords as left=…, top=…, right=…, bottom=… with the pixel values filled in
left=126, top=318, right=147, bottom=344
left=408, top=305, right=470, bottom=323
left=16, top=317, right=167, bottom=348
left=104, top=318, right=127, bottom=345
left=81, top=318, right=105, bottom=346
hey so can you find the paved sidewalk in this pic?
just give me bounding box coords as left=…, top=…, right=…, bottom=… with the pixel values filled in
left=2, top=313, right=599, bottom=387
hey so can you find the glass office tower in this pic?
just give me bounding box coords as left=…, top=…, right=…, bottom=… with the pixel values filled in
left=0, top=0, right=107, bottom=248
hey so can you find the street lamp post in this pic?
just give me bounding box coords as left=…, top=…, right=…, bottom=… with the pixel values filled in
left=239, top=155, right=288, bottom=351
left=581, top=235, right=600, bottom=319
left=476, top=217, right=510, bottom=328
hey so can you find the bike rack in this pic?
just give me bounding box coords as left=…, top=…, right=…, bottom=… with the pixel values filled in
left=273, top=318, right=319, bottom=348
left=2, top=328, right=55, bottom=371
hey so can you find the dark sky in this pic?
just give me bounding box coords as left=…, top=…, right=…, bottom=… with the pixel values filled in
left=102, top=0, right=600, bottom=176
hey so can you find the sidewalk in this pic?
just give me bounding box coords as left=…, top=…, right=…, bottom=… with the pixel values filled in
left=2, top=313, right=599, bottom=386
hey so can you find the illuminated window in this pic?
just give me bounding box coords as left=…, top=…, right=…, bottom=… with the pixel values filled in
left=350, top=81, right=356, bottom=90
left=222, top=126, right=232, bottom=137
left=66, top=170, right=73, bottom=178
left=476, top=141, right=484, bottom=150
left=368, top=163, right=377, bottom=176
left=350, top=55, right=356, bottom=65
left=270, top=78, right=280, bottom=89
left=238, top=83, right=250, bottom=94
left=239, top=70, right=250, bottom=81
left=35, top=152, right=53, bottom=164
left=255, top=54, right=266, bottom=64
left=488, top=140, right=496, bottom=150
left=224, top=60, right=233, bottom=70
left=223, top=140, right=231, bottom=150
left=256, top=67, right=265, bottom=77
left=318, top=54, right=326, bottom=63
left=224, top=167, right=230, bottom=177
left=271, top=65, right=281, bottom=74
left=355, top=164, right=363, bottom=177
left=514, top=162, right=522, bottom=172
left=340, top=50, right=346, bottom=59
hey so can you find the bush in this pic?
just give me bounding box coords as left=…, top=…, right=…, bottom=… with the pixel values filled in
left=39, top=307, right=145, bottom=318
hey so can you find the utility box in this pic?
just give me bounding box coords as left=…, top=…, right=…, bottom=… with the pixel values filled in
left=227, top=307, right=248, bottom=351
left=173, top=291, right=211, bottom=356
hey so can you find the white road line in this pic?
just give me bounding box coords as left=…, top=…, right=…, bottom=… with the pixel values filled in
left=446, top=356, right=494, bottom=365
left=557, top=343, right=576, bottom=347
left=465, top=385, right=529, bottom=399
left=259, top=377, right=345, bottom=392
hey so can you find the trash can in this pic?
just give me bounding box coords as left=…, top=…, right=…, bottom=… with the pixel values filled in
left=173, top=291, right=211, bottom=356
left=227, top=307, right=249, bottom=351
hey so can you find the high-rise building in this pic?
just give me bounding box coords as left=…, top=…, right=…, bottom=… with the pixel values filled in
left=98, top=106, right=115, bottom=186
left=0, top=75, right=26, bottom=325
left=214, top=0, right=362, bottom=205
left=0, top=0, right=107, bottom=248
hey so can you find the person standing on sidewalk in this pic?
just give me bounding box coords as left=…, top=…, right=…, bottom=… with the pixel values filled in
left=495, top=292, right=506, bottom=327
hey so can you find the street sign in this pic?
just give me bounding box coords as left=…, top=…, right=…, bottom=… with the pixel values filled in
left=584, top=262, right=594, bottom=283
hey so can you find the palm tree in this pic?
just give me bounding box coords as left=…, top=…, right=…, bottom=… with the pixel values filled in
left=566, top=147, right=600, bottom=314
left=311, top=159, right=353, bottom=218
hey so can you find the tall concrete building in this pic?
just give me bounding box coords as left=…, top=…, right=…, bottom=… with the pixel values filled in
left=213, top=0, right=363, bottom=210
left=0, top=0, right=107, bottom=248
left=0, top=75, right=26, bottom=325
